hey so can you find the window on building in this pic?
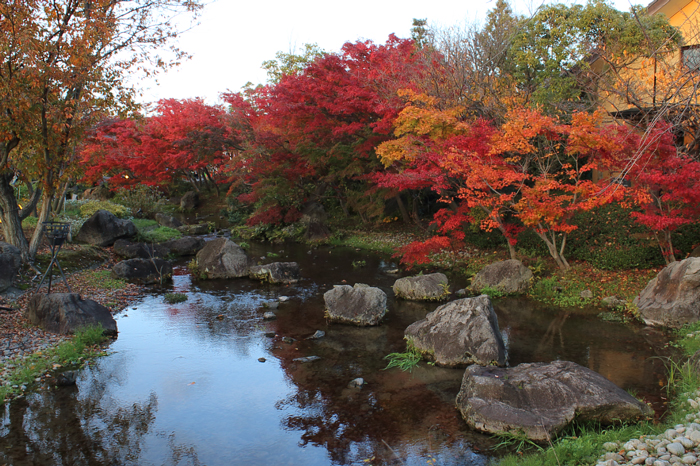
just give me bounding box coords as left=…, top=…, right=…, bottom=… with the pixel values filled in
left=682, top=45, right=700, bottom=70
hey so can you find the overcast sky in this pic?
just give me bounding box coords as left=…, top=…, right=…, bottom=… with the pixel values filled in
left=136, top=0, right=640, bottom=105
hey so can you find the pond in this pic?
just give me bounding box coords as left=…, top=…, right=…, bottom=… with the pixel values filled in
left=0, top=240, right=675, bottom=465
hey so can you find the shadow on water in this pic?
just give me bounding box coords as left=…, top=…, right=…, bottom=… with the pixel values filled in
left=0, top=241, right=676, bottom=465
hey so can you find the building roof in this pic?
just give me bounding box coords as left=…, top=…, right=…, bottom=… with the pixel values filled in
left=648, top=0, right=693, bottom=17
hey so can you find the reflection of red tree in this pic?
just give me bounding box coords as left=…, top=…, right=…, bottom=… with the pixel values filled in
left=272, top=331, right=482, bottom=464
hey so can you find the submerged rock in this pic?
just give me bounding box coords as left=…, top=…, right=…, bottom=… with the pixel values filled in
left=470, top=259, right=533, bottom=294
left=393, top=273, right=450, bottom=301
left=249, top=262, right=301, bottom=284
left=323, top=283, right=387, bottom=326
left=293, top=356, right=321, bottom=363
left=405, top=295, right=506, bottom=367
left=455, top=360, right=653, bottom=441
left=305, top=330, right=325, bottom=340
left=263, top=312, right=276, bottom=321
left=348, top=378, right=364, bottom=389
left=25, top=293, right=117, bottom=336
left=635, top=258, right=700, bottom=328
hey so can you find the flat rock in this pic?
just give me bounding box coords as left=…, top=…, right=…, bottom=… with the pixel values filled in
left=393, top=273, right=449, bottom=301
left=306, top=330, right=325, bottom=340
left=634, top=258, right=700, bottom=328
left=470, top=259, right=533, bottom=294
left=25, top=293, right=117, bottom=336
left=163, top=236, right=205, bottom=256
left=112, top=258, right=173, bottom=285
left=75, top=210, right=137, bottom=247
left=177, top=223, right=210, bottom=235
left=113, top=239, right=170, bottom=259
left=324, top=283, right=387, bottom=326
left=249, top=262, right=301, bottom=284
left=195, top=238, right=251, bottom=279
left=405, top=295, right=507, bottom=367
left=455, top=360, right=653, bottom=441
left=293, top=356, right=321, bottom=363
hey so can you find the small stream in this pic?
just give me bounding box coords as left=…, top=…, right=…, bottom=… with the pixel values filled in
left=0, top=241, right=675, bottom=465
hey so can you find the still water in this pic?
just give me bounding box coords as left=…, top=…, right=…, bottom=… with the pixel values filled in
left=0, top=241, right=674, bottom=465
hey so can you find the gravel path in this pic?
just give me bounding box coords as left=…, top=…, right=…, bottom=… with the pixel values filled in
left=596, top=392, right=700, bottom=466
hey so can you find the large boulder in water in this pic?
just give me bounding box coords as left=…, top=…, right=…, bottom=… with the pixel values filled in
left=25, top=293, right=117, bottom=336
left=393, top=273, right=449, bottom=301
left=300, top=202, right=330, bottom=242
left=249, top=262, right=301, bottom=284
left=113, top=239, right=170, bottom=259
left=75, top=210, right=136, bottom=247
left=455, top=360, right=653, bottom=441
left=0, top=241, right=21, bottom=292
left=323, top=283, right=387, bottom=326
left=634, top=258, right=700, bottom=328
left=112, top=258, right=173, bottom=285
left=405, top=295, right=506, bottom=367
left=180, top=191, right=199, bottom=211
left=470, top=259, right=533, bottom=294
left=195, top=238, right=251, bottom=279
left=163, top=236, right=205, bottom=256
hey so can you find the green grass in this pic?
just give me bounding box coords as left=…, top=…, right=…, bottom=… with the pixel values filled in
left=0, top=325, right=109, bottom=404
left=139, top=226, right=182, bottom=243
left=163, top=292, right=187, bottom=304
left=22, top=216, right=38, bottom=227
left=79, top=200, right=131, bottom=218
left=131, top=218, right=158, bottom=230
left=77, top=269, right=127, bottom=291
left=383, top=345, right=422, bottom=372
left=479, top=285, right=507, bottom=299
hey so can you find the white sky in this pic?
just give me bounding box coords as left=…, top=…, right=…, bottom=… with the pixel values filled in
left=136, top=0, right=640, bottom=105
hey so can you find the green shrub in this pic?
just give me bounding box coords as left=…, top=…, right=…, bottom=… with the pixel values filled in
left=22, top=216, right=38, bottom=227
left=79, top=200, right=130, bottom=218
left=112, top=185, right=166, bottom=218
left=131, top=218, right=158, bottom=230
left=479, top=285, right=506, bottom=298
left=140, top=226, right=181, bottom=243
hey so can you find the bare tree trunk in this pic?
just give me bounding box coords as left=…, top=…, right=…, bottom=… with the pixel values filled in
left=51, top=180, right=70, bottom=213
left=19, top=186, right=42, bottom=221
left=0, top=172, right=29, bottom=261
left=28, top=192, right=54, bottom=260
left=534, top=229, right=570, bottom=272
left=395, top=194, right=411, bottom=224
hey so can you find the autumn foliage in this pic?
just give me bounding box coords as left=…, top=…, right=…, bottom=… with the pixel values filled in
left=81, top=99, right=239, bottom=191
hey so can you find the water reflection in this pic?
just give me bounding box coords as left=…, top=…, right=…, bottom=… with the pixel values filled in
left=0, top=243, right=676, bottom=465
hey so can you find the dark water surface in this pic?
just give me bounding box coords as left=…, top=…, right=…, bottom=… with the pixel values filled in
left=0, top=241, right=675, bottom=465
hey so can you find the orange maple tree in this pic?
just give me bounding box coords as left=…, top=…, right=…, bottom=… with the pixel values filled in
left=377, top=95, right=623, bottom=270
